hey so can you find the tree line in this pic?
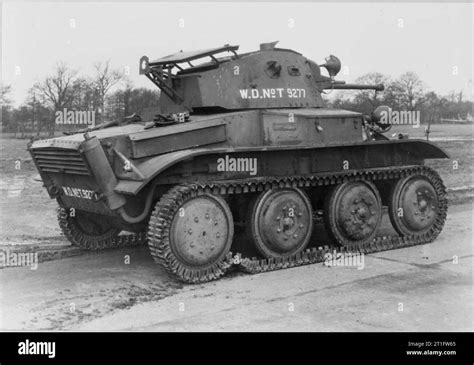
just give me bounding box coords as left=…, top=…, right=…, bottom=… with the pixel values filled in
left=1, top=61, right=160, bottom=137
left=326, top=72, right=472, bottom=125
left=1, top=65, right=472, bottom=138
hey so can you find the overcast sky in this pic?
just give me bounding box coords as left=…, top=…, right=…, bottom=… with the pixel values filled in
left=2, top=2, right=473, bottom=106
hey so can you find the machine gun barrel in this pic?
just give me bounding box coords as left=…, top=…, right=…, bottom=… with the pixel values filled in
left=327, top=83, right=384, bottom=92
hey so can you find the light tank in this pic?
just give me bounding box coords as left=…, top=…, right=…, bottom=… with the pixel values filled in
left=29, top=42, right=448, bottom=283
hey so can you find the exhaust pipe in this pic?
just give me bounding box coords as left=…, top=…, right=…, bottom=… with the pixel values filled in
left=80, top=133, right=126, bottom=210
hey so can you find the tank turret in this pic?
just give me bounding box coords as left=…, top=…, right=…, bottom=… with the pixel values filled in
left=139, top=42, right=383, bottom=114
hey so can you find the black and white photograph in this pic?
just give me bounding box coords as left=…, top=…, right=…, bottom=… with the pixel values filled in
left=0, top=0, right=472, bottom=362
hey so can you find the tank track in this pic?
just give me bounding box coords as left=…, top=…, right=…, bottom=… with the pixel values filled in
left=150, top=165, right=447, bottom=283
left=58, top=207, right=147, bottom=250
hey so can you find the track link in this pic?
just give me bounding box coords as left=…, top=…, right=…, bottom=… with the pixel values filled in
left=58, top=207, right=147, bottom=250
left=148, top=165, right=447, bottom=282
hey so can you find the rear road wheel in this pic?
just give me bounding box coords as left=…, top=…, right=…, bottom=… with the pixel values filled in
left=389, top=175, right=439, bottom=236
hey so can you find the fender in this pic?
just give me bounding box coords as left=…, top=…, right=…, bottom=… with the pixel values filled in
left=114, top=139, right=449, bottom=196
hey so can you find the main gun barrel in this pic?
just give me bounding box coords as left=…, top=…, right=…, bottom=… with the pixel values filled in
left=326, top=83, right=384, bottom=92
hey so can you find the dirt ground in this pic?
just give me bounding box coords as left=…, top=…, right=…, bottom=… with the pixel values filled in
left=0, top=203, right=471, bottom=331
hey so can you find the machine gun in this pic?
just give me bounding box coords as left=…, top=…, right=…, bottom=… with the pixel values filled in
left=319, top=55, right=384, bottom=92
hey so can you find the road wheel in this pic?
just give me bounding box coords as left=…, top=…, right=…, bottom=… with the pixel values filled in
left=389, top=175, right=439, bottom=236
left=247, top=188, right=313, bottom=258
left=58, top=207, right=121, bottom=250
left=324, top=181, right=382, bottom=246
left=147, top=185, right=234, bottom=283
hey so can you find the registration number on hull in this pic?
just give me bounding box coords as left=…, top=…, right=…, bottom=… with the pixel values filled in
left=62, top=186, right=94, bottom=200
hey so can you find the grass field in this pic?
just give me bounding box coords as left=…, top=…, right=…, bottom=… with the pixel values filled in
left=390, top=124, right=473, bottom=141
left=0, top=138, right=36, bottom=173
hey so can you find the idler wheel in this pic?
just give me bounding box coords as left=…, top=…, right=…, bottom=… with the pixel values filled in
left=324, top=181, right=382, bottom=246
left=389, top=175, right=439, bottom=236
left=247, top=188, right=313, bottom=258
left=148, top=187, right=234, bottom=283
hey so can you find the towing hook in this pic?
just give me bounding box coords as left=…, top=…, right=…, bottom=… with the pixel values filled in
left=48, top=185, right=61, bottom=197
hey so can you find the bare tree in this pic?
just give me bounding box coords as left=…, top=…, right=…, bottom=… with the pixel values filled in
left=1, top=84, right=13, bottom=109
left=391, top=72, right=425, bottom=110
left=93, top=60, right=124, bottom=123
left=106, top=81, right=160, bottom=122
left=353, top=72, right=390, bottom=108
left=25, top=88, right=52, bottom=136
left=1, top=84, right=13, bottom=127
left=70, top=77, right=97, bottom=111
left=33, top=62, right=77, bottom=110
left=33, top=62, right=78, bottom=135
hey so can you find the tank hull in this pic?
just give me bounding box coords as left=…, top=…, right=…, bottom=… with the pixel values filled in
left=29, top=111, right=449, bottom=283
left=29, top=108, right=447, bottom=222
